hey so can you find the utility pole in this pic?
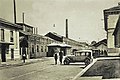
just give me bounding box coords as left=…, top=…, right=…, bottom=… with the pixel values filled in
left=13, top=0, right=17, bottom=23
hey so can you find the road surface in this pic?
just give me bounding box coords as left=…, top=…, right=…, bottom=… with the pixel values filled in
left=0, top=58, right=84, bottom=80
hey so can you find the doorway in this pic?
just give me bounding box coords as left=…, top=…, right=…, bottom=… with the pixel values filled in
left=11, top=49, right=14, bottom=60
left=1, top=45, right=6, bottom=62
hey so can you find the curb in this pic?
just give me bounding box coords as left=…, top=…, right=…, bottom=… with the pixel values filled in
left=72, top=59, right=97, bottom=80
left=72, top=57, right=120, bottom=80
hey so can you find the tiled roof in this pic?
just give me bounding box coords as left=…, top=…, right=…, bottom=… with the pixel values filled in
left=104, top=5, right=120, bottom=12
left=92, top=39, right=107, bottom=47
left=50, top=32, right=63, bottom=38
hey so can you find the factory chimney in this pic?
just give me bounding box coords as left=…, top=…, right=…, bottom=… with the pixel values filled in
left=22, top=12, right=25, bottom=24
left=66, top=19, right=68, bottom=38
left=13, top=0, right=17, bottom=23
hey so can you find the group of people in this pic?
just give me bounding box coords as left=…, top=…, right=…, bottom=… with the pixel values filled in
left=54, top=50, right=63, bottom=65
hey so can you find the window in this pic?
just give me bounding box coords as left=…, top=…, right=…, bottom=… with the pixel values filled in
left=45, top=46, right=47, bottom=52
left=32, top=45, right=34, bottom=54
left=37, top=45, right=39, bottom=52
left=1, top=29, right=4, bottom=41
left=41, top=46, right=43, bottom=52
left=10, top=31, right=13, bottom=42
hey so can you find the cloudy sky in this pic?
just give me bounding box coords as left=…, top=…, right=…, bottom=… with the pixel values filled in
left=0, top=0, right=119, bottom=43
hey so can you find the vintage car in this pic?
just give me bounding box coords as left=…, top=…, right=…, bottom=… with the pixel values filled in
left=63, top=50, right=93, bottom=66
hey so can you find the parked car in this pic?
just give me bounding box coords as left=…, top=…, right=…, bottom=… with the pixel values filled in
left=64, top=50, right=93, bottom=66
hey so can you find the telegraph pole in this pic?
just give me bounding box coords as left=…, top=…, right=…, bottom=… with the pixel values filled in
left=13, top=0, right=17, bottom=23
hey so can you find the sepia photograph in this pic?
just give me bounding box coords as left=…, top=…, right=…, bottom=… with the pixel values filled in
left=0, top=0, right=120, bottom=80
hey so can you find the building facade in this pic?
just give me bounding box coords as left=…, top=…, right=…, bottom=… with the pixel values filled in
left=103, top=3, right=120, bottom=55
left=92, top=39, right=107, bottom=56
left=0, top=18, right=22, bottom=62
left=28, top=34, right=63, bottom=58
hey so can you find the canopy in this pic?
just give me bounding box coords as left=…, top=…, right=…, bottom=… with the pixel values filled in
left=75, top=49, right=92, bottom=53
left=0, top=42, right=14, bottom=45
left=48, top=43, right=71, bottom=48
left=60, top=44, right=71, bottom=48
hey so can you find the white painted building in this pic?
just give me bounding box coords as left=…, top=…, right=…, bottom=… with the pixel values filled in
left=103, top=3, right=120, bottom=55
left=0, top=18, right=22, bottom=62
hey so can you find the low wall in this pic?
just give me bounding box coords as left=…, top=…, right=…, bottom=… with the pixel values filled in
left=107, top=48, right=120, bottom=56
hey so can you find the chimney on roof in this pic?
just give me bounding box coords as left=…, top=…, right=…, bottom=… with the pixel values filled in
left=66, top=19, right=68, bottom=38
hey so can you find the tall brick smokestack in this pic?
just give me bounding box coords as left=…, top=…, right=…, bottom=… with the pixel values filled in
left=13, top=0, right=17, bottom=23
left=66, top=19, right=68, bottom=38
left=22, top=12, right=25, bottom=24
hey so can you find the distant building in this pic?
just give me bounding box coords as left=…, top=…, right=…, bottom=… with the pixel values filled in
left=103, top=3, right=120, bottom=55
left=0, top=18, right=22, bottom=62
left=28, top=34, right=59, bottom=58
left=17, top=23, right=61, bottom=58
left=17, top=23, right=34, bottom=59
left=92, top=39, right=107, bottom=56
left=92, top=39, right=107, bottom=50
left=45, top=32, right=88, bottom=56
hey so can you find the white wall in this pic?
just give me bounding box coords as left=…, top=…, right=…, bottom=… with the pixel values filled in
left=107, top=15, right=119, bottom=48
left=0, top=28, right=20, bottom=60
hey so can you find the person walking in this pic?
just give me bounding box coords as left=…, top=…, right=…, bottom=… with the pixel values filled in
left=59, top=51, right=63, bottom=65
left=54, top=53, right=58, bottom=65
left=22, top=53, right=26, bottom=63
left=22, top=47, right=26, bottom=63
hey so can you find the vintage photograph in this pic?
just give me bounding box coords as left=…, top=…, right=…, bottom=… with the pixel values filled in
left=0, top=0, right=120, bottom=80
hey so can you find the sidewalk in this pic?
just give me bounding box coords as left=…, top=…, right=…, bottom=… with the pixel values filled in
left=0, top=57, right=52, bottom=69
left=72, top=57, right=120, bottom=80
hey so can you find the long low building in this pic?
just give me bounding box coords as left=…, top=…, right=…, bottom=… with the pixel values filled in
left=45, top=32, right=89, bottom=56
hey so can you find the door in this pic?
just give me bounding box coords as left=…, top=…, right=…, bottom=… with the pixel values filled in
left=11, top=49, right=14, bottom=60
left=1, top=45, right=6, bottom=62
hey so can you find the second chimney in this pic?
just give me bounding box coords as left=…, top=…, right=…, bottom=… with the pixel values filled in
left=66, top=19, right=68, bottom=38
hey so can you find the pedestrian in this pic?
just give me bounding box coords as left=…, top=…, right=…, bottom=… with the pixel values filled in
left=54, top=53, right=58, bottom=65
left=59, top=51, right=63, bottom=65
left=23, top=54, right=26, bottom=63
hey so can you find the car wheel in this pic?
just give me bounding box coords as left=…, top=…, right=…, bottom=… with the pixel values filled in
left=64, top=60, right=69, bottom=65
left=85, top=58, right=90, bottom=66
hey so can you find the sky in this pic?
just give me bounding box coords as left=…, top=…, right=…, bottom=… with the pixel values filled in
left=0, top=0, right=119, bottom=43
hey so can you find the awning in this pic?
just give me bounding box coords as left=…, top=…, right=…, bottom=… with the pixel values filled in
left=0, top=42, right=14, bottom=45
left=19, top=30, right=31, bottom=35
left=47, top=43, right=61, bottom=47
left=59, top=44, right=71, bottom=48
left=48, top=43, right=71, bottom=48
